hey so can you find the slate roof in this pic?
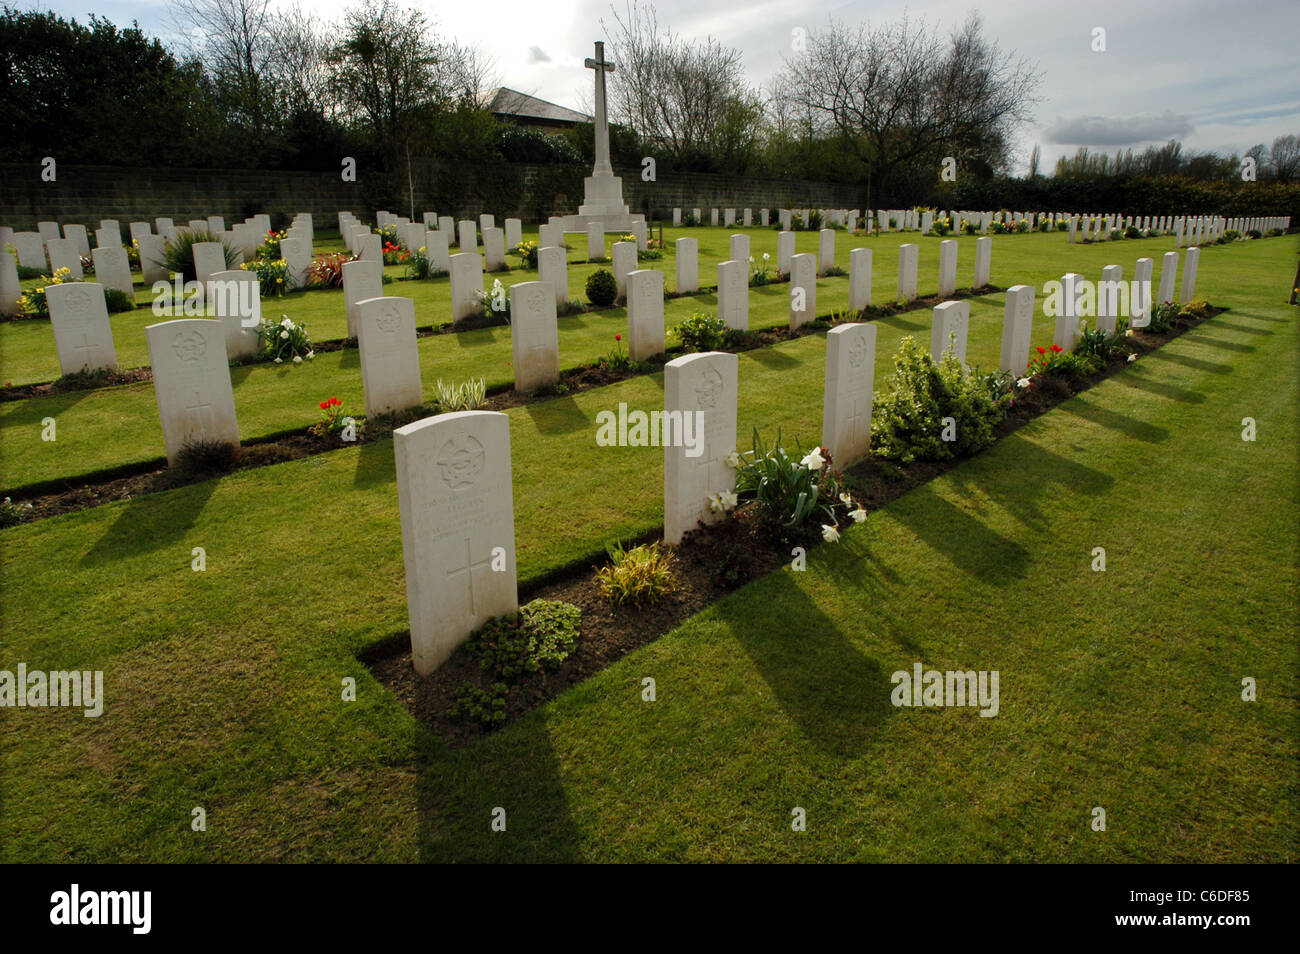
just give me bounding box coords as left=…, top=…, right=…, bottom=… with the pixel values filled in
left=489, top=87, right=592, bottom=125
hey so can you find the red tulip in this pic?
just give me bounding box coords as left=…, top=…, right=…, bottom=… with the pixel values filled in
left=1050, top=344, right=1063, bottom=353
left=1036, top=346, right=1046, bottom=354
left=615, top=334, right=622, bottom=341
left=320, top=400, right=329, bottom=410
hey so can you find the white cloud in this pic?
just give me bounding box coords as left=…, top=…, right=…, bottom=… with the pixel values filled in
left=1043, top=111, right=1195, bottom=146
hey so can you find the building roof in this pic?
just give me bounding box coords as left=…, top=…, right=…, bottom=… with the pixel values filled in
left=489, top=88, right=592, bottom=125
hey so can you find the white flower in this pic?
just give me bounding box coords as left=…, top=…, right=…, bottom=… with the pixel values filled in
left=306, top=350, right=315, bottom=359
left=1125, top=328, right=1135, bottom=337
left=721, top=490, right=738, bottom=510
left=839, top=492, right=853, bottom=506
left=1016, top=377, right=1031, bottom=389
left=726, top=451, right=741, bottom=468
left=280, top=317, right=293, bottom=329
left=708, top=493, right=724, bottom=513
left=762, top=252, right=770, bottom=260
left=821, top=523, right=840, bottom=543
left=748, top=255, right=754, bottom=263
left=1127, top=353, right=1136, bottom=363
left=274, top=357, right=283, bottom=364
left=801, top=447, right=826, bottom=471
left=279, top=330, right=289, bottom=339
left=293, top=355, right=302, bottom=364
left=849, top=507, right=867, bottom=524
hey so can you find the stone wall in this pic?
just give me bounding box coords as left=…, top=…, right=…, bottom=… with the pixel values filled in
left=0, top=161, right=867, bottom=230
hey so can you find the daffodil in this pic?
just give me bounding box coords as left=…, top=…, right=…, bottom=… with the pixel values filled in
left=839, top=492, right=853, bottom=506
left=821, top=524, right=840, bottom=543
left=849, top=507, right=867, bottom=524
left=1016, top=377, right=1030, bottom=388
left=725, top=451, right=741, bottom=468
left=292, top=355, right=302, bottom=364
left=721, top=490, right=738, bottom=510
left=801, top=447, right=825, bottom=471
left=1127, top=353, right=1136, bottom=363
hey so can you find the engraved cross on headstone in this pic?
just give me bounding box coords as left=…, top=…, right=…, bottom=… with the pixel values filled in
left=446, top=536, right=496, bottom=616
left=186, top=389, right=214, bottom=440
left=71, top=331, right=96, bottom=372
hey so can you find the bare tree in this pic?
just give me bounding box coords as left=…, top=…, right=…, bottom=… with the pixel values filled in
left=1028, top=143, right=1040, bottom=178
left=1270, top=134, right=1299, bottom=183
left=779, top=13, right=1040, bottom=204
left=601, top=0, right=762, bottom=164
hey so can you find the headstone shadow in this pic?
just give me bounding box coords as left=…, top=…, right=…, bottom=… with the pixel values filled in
left=353, top=437, right=394, bottom=489
left=1056, top=395, right=1170, bottom=443
left=80, top=478, right=218, bottom=566
left=1141, top=349, right=1232, bottom=375
left=523, top=394, right=588, bottom=435
left=417, top=711, right=583, bottom=862
left=889, top=482, right=1032, bottom=583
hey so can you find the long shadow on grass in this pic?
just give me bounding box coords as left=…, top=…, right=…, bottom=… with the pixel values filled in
left=80, top=479, right=218, bottom=566
left=874, top=312, right=928, bottom=333
left=354, top=438, right=394, bottom=489
left=1224, top=310, right=1287, bottom=324
left=745, top=347, right=802, bottom=370
left=1208, top=322, right=1274, bottom=337
left=416, top=712, right=582, bottom=862
left=1180, top=334, right=1256, bottom=354
left=524, top=395, right=589, bottom=436
left=723, top=568, right=896, bottom=759
left=1140, top=349, right=1233, bottom=376
left=941, top=434, right=1115, bottom=531
left=890, top=482, right=1032, bottom=583
left=1057, top=395, right=1171, bottom=443
left=1114, top=370, right=1207, bottom=405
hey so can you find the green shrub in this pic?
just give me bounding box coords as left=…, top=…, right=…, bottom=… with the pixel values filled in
left=1030, top=343, right=1102, bottom=378
left=104, top=288, right=136, bottom=313
left=597, top=541, right=677, bottom=606
left=870, top=336, right=1010, bottom=463
left=733, top=428, right=862, bottom=536
left=1124, top=225, right=1140, bottom=238
left=450, top=599, right=583, bottom=725
left=1075, top=321, right=1128, bottom=362
left=0, top=496, right=34, bottom=528
left=673, top=311, right=728, bottom=351
left=586, top=268, right=617, bottom=306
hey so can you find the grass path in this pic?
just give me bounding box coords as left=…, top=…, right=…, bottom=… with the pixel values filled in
left=0, top=233, right=1294, bottom=861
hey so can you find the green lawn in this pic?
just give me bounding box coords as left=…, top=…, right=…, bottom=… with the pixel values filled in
left=0, top=229, right=1293, bottom=862
left=0, top=227, right=1245, bottom=493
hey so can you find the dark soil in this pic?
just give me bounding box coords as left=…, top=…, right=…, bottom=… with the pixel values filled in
left=369, top=304, right=1225, bottom=747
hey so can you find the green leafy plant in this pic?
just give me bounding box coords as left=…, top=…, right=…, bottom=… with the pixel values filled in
left=405, top=244, right=434, bottom=280
left=1030, top=343, right=1102, bottom=378
left=586, top=268, right=617, bottom=307
left=513, top=239, right=538, bottom=268
left=870, top=336, right=1011, bottom=463
left=257, top=315, right=314, bottom=364
left=241, top=256, right=292, bottom=296
left=161, top=229, right=238, bottom=282
left=732, top=428, right=862, bottom=537
left=1149, top=301, right=1182, bottom=334
left=596, top=540, right=677, bottom=606
left=0, top=496, right=34, bottom=528
left=673, top=311, right=728, bottom=352
left=474, top=278, right=511, bottom=322
left=1075, top=320, right=1129, bottom=362
left=104, top=288, right=135, bottom=313
left=1124, top=225, right=1141, bottom=238
left=434, top=377, right=487, bottom=411
left=309, top=396, right=365, bottom=440
left=17, top=266, right=74, bottom=317
left=256, top=229, right=286, bottom=260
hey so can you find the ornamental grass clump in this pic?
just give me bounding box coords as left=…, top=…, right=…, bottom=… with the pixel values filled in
left=870, top=336, right=1010, bottom=463
left=162, top=229, right=238, bottom=281
left=434, top=377, right=487, bottom=411
left=597, top=541, right=678, bottom=606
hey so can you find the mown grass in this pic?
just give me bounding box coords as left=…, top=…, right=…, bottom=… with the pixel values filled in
left=0, top=231, right=1293, bottom=862
left=0, top=228, right=1258, bottom=492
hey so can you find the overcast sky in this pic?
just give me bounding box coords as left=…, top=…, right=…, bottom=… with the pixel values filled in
left=29, top=0, right=1300, bottom=171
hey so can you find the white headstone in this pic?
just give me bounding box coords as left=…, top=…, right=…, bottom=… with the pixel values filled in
left=47, top=282, right=118, bottom=375
left=663, top=352, right=738, bottom=545
left=99, top=220, right=123, bottom=245
left=973, top=236, right=992, bottom=289
left=999, top=285, right=1036, bottom=374
left=672, top=208, right=682, bottom=227
left=1097, top=265, right=1124, bottom=335
left=91, top=245, right=134, bottom=297
left=538, top=222, right=560, bottom=249
left=206, top=270, right=262, bottom=360
left=504, top=218, right=522, bottom=249
left=1055, top=273, right=1084, bottom=350
left=64, top=224, right=91, bottom=258
left=506, top=281, right=560, bottom=391
left=586, top=222, right=604, bottom=261
left=760, top=210, right=769, bottom=227
left=425, top=229, right=451, bottom=273
left=356, top=233, right=382, bottom=264
left=0, top=250, right=21, bottom=317
left=279, top=237, right=310, bottom=289
left=136, top=234, right=167, bottom=284
left=37, top=221, right=60, bottom=244
left=743, top=209, right=753, bottom=227
left=12, top=232, right=46, bottom=270
left=710, top=209, right=720, bottom=227
left=675, top=237, right=698, bottom=294
left=729, top=233, right=750, bottom=264
left=356, top=296, right=422, bottom=416
left=937, top=239, right=958, bottom=297
left=849, top=248, right=872, bottom=312
left=538, top=245, right=569, bottom=309
left=483, top=227, right=507, bottom=272
left=1131, top=257, right=1154, bottom=328
left=1158, top=252, right=1178, bottom=304
left=777, top=231, right=795, bottom=277
left=822, top=322, right=877, bottom=468
left=611, top=240, right=637, bottom=297
left=46, top=238, right=83, bottom=279
left=789, top=253, right=817, bottom=329
left=341, top=260, right=381, bottom=339
left=716, top=260, right=748, bottom=331
left=393, top=410, right=518, bottom=676
left=206, top=215, right=225, bottom=234
left=438, top=216, right=455, bottom=241
left=897, top=244, right=919, bottom=301
left=724, top=209, right=735, bottom=227
left=191, top=241, right=226, bottom=286
left=930, top=300, right=970, bottom=363
left=478, top=214, right=495, bottom=234
left=146, top=318, right=240, bottom=465
left=1180, top=247, right=1200, bottom=303
left=626, top=268, right=665, bottom=361
left=458, top=220, right=477, bottom=254
left=817, top=228, right=835, bottom=275
left=450, top=252, right=484, bottom=322
left=129, top=222, right=152, bottom=246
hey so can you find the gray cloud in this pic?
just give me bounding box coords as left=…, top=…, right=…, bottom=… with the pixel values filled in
left=1043, top=111, right=1194, bottom=146
left=527, top=46, right=552, bottom=64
